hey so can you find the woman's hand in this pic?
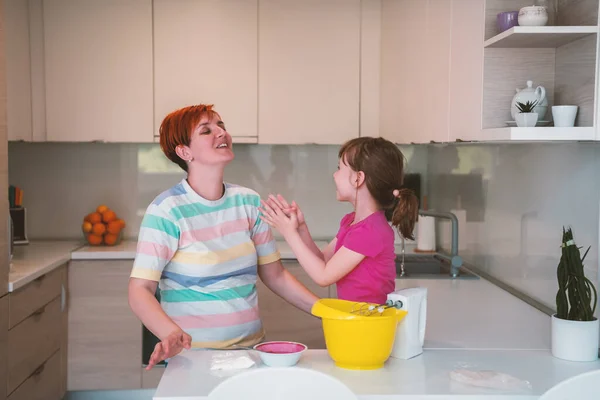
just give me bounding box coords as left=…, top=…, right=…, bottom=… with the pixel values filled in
left=146, top=328, right=192, bottom=370
left=260, top=198, right=299, bottom=237
left=267, top=194, right=305, bottom=228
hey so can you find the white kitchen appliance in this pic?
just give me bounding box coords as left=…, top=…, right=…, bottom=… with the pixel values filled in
left=387, top=287, right=427, bottom=360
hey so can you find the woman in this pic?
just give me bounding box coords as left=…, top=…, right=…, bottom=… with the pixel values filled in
left=128, top=104, right=318, bottom=369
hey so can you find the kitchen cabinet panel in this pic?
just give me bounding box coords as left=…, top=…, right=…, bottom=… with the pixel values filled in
left=67, top=260, right=141, bottom=391
left=257, top=261, right=328, bottom=349
left=4, top=0, right=32, bottom=142
left=153, top=0, right=258, bottom=139
left=380, top=0, right=452, bottom=144
left=43, top=0, right=153, bottom=142
left=7, top=351, right=61, bottom=400
left=258, top=0, right=361, bottom=144
left=0, top=295, right=8, bottom=400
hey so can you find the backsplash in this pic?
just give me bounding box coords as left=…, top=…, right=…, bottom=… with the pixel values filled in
left=9, top=140, right=600, bottom=311
left=7, top=142, right=426, bottom=241
left=428, top=142, right=600, bottom=311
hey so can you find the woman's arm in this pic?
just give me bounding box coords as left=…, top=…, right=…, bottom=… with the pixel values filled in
left=258, top=260, right=319, bottom=313
left=128, top=278, right=191, bottom=370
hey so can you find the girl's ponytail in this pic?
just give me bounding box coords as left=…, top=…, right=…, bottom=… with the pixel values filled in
left=391, top=188, right=419, bottom=241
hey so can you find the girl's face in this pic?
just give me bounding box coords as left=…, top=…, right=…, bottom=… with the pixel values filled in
left=178, top=113, right=234, bottom=167
left=333, top=156, right=359, bottom=203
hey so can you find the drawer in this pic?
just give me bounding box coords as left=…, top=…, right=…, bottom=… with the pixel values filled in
left=8, top=296, right=62, bottom=394
left=9, top=265, right=65, bottom=329
left=8, top=351, right=61, bottom=400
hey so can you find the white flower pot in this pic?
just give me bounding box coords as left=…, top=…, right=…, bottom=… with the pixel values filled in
left=551, top=314, right=599, bottom=362
left=515, top=112, right=538, bottom=127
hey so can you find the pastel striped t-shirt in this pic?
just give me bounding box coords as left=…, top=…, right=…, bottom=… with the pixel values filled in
left=131, top=179, right=280, bottom=349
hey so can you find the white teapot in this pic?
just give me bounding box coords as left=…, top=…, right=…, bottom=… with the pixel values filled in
left=510, top=80, right=547, bottom=120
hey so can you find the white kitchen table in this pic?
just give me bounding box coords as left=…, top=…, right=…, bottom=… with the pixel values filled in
left=153, top=349, right=600, bottom=399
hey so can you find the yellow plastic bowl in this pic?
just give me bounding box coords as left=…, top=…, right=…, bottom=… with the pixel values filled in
left=311, top=298, right=407, bottom=370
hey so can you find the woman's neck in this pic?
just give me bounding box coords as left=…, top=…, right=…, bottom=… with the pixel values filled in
left=186, top=165, right=225, bottom=201
left=352, top=193, right=380, bottom=224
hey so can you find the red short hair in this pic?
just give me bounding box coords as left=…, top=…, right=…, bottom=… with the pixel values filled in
left=159, top=104, right=219, bottom=172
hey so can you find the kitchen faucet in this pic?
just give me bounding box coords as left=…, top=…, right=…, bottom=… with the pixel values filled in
left=408, top=210, right=463, bottom=278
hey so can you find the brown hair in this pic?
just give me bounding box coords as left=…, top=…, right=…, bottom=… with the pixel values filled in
left=159, top=104, right=219, bottom=172
left=339, top=137, right=419, bottom=240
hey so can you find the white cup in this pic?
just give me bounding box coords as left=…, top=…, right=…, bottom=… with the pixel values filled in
left=552, top=105, right=578, bottom=127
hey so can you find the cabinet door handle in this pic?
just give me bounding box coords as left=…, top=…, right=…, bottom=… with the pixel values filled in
left=32, top=305, right=45, bottom=318
left=34, top=274, right=46, bottom=285
left=61, top=284, right=66, bottom=312
left=33, top=362, right=45, bottom=377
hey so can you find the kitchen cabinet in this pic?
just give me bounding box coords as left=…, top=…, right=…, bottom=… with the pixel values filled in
left=67, top=260, right=141, bottom=391
left=43, top=0, right=153, bottom=143
left=1, top=296, right=7, bottom=400
left=4, top=0, right=32, bottom=142
left=0, top=0, right=8, bottom=298
left=257, top=261, right=328, bottom=349
left=6, top=265, right=66, bottom=400
left=153, top=0, right=258, bottom=141
left=380, top=0, right=453, bottom=144
left=258, top=0, right=361, bottom=144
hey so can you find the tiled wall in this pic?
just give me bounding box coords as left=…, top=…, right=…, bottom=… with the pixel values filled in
left=7, top=142, right=426, bottom=242
left=428, top=142, right=600, bottom=310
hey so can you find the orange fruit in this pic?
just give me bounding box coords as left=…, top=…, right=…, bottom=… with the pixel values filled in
left=107, top=220, right=122, bottom=235
left=82, top=221, right=93, bottom=233
left=104, top=233, right=119, bottom=246
left=116, top=219, right=126, bottom=229
left=87, top=234, right=103, bottom=245
left=88, top=212, right=102, bottom=224
left=96, top=205, right=109, bottom=213
left=102, top=210, right=117, bottom=223
left=92, top=223, right=106, bottom=235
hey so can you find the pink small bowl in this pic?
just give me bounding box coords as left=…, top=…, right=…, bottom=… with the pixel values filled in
left=253, top=341, right=307, bottom=367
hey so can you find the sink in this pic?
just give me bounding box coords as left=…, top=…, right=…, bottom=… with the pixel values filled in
left=395, top=254, right=478, bottom=280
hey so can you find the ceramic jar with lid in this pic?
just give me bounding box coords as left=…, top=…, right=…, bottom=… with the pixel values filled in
left=518, top=5, right=548, bottom=26
left=511, top=80, right=548, bottom=120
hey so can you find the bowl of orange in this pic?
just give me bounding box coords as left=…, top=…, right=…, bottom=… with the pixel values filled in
left=81, top=205, right=126, bottom=246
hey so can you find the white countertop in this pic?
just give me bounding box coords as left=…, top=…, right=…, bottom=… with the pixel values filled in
left=153, top=349, right=600, bottom=399
left=397, top=278, right=551, bottom=350
left=8, top=240, right=83, bottom=291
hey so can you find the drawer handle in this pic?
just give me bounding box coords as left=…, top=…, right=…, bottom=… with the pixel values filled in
left=34, top=274, right=46, bottom=285
left=32, top=305, right=46, bottom=318
left=33, top=362, right=45, bottom=377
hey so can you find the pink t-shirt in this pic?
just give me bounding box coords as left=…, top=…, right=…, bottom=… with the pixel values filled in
left=334, top=210, right=397, bottom=304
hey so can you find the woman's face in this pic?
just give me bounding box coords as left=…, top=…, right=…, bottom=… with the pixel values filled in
left=181, top=113, right=234, bottom=167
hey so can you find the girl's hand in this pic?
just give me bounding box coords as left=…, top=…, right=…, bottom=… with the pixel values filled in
left=146, top=329, right=192, bottom=370
left=267, top=194, right=305, bottom=228
left=260, top=199, right=299, bottom=237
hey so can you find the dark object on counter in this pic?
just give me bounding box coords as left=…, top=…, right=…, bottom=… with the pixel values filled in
left=9, top=207, right=29, bottom=245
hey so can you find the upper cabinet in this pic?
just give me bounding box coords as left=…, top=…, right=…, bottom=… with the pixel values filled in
left=43, top=0, right=153, bottom=142
left=4, top=0, right=33, bottom=142
left=380, top=0, right=454, bottom=144
left=153, top=0, right=258, bottom=142
left=258, top=0, right=361, bottom=144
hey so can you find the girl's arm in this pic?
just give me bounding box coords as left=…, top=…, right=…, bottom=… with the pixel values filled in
left=283, top=231, right=364, bottom=287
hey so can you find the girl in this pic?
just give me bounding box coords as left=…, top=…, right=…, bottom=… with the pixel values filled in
left=128, top=104, right=318, bottom=369
left=259, top=137, right=418, bottom=305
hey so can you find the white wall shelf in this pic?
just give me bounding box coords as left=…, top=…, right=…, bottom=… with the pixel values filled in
left=484, top=26, right=598, bottom=49
left=482, top=127, right=595, bottom=141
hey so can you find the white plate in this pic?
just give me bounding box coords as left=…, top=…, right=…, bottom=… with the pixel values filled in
left=505, top=120, right=551, bottom=127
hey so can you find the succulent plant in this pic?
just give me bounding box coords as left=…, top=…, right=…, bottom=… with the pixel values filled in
left=516, top=100, right=538, bottom=113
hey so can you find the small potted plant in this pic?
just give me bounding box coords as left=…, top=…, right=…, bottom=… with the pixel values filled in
left=552, top=227, right=599, bottom=362
left=515, top=100, right=539, bottom=127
